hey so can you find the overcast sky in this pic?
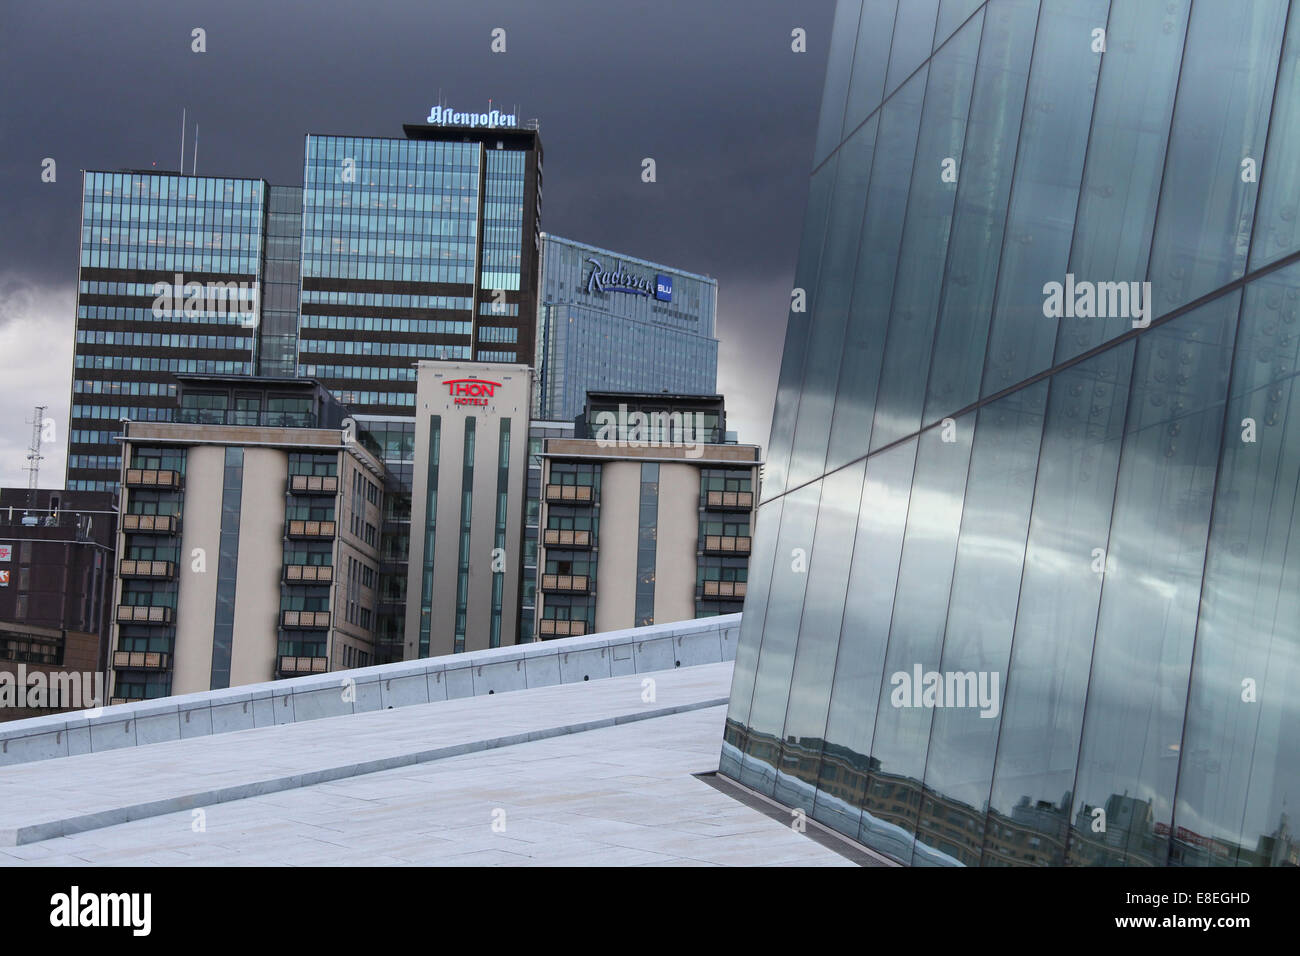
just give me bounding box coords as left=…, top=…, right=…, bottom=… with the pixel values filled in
left=0, top=0, right=833, bottom=488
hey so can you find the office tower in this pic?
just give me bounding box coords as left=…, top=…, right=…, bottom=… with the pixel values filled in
left=535, top=392, right=759, bottom=638
left=722, top=0, right=1300, bottom=867
left=404, top=362, right=532, bottom=657
left=68, top=171, right=270, bottom=493
left=297, top=119, right=542, bottom=418
left=534, top=234, right=719, bottom=421
left=109, top=376, right=384, bottom=700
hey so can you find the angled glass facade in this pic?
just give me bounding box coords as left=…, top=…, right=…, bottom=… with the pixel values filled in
left=722, top=0, right=1300, bottom=867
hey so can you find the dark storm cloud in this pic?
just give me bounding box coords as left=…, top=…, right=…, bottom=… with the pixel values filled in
left=0, top=0, right=832, bottom=461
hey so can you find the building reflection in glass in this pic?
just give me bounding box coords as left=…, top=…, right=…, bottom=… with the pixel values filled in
left=722, top=0, right=1300, bottom=867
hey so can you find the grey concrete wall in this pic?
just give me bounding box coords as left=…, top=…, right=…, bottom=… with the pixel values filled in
left=0, top=614, right=740, bottom=768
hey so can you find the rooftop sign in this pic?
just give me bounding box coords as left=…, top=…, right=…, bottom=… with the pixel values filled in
left=446, top=378, right=501, bottom=407
left=585, top=258, right=673, bottom=303
left=426, top=105, right=518, bottom=129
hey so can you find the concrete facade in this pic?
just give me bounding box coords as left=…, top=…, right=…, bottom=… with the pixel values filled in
left=110, top=420, right=385, bottom=701
left=405, top=362, right=532, bottom=657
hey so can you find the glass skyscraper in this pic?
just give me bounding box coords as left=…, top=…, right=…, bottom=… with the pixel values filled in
left=722, top=0, right=1300, bottom=867
left=534, top=234, right=718, bottom=421
left=298, top=124, right=542, bottom=417
left=68, top=172, right=267, bottom=492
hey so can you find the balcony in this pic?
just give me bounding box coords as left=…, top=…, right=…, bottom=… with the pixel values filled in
left=281, top=610, right=331, bottom=629
left=284, top=564, right=334, bottom=583
left=112, top=650, right=171, bottom=671
left=703, top=535, right=752, bottom=555
left=543, top=528, right=592, bottom=548
left=116, top=605, right=173, bottom=625
left=124, top=468, right=181, bottom=490
left=121, top=513, right=179, bottom=534
left=701, top=580, right=747, bottom=599
left=289, top=474, right=339, bottom=494
left=118, top=559, right=175, bottom=579
left=286, top=519, right=336, bottom=538
left=544, top=484, right=594, bottom=504
left=704, top=490, right=754, bottom=511
left=541, top=573, right=589, bottom=593
left=539, top=619, right=586, bottom=637
left=277, top=655, right=329, bottom=676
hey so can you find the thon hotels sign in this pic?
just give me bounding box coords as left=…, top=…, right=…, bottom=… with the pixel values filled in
left=426, top=105, right=518, bottom=129
left=446, top=378, right=501, bottom=407
left=584, top=258, right=673, bottom=302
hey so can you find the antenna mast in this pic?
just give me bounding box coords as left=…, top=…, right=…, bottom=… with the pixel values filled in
left=24, top=405, right=47, bottom=501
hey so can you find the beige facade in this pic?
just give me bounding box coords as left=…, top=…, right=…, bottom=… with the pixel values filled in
left=537, top=439, right=761, bottom=639
left=109, top=422, right=385, bottom=701
left=404, top=362, right=532, bottom=658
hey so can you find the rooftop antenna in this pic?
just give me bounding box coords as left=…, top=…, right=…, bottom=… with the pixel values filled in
left=180, top=107, right=186, bottom=173
left=192, top=124, right=198, bottom=174
left=24, top=404, right=47, bottom=506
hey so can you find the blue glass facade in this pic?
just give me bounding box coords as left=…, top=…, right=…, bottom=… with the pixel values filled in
left=68, top=172, right=265, bottom=491
left=534, top=234, right=718, bottom=421
left=297, top=127, right=542, bottom=418
left=723, top=0, right=1300, bottom=867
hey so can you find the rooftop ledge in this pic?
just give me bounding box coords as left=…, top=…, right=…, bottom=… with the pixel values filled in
left=0, top=614, right=740, bottom=769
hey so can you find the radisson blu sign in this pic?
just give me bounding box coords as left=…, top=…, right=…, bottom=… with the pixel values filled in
left=426, top=105, right=518, bottom=129
left=585, top=258, right=672, bottom=303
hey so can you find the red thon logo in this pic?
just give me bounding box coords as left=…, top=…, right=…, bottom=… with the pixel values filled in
left=445, top=378, right=501, bottom=406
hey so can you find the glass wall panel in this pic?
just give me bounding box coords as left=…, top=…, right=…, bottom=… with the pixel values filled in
left=720, top=499, right=784, bottom=779
left=979, top=0, right=1108, bottom=398
left=982, top=340, right=1135, bottom=866
left=1173, top=262, right=1300, bottom=866
left=919, top=0, right=1038, bottom=431
left=827, top=14, right=982, bottom=472
left=1146, top=0, right=1288, bottom=315
left=814, top=1, right=866, bottom=168
left=842, top=0, right=901, bottom=136
left=936, top=0, right=985, bottom=49
left=811, top=440, right=918, bottom=839
left=738, top=483, right=821, bottom=794
left=785, top=118, right=881, bottom=490
left=763, top=162, right=839, bottom=502
left=913, top=380, right=1047, bottom=866
left=1067, top=290, right=1240, bottom=866
left=1250, top=7, right=1300, bottom=269
left=1054, top=0, right=1189, bottom=363
left=884, top=0, right=940, bottom=96
left=772, top=461, right=867, bottom=810
left=857, top=411, right=975, bottom=860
